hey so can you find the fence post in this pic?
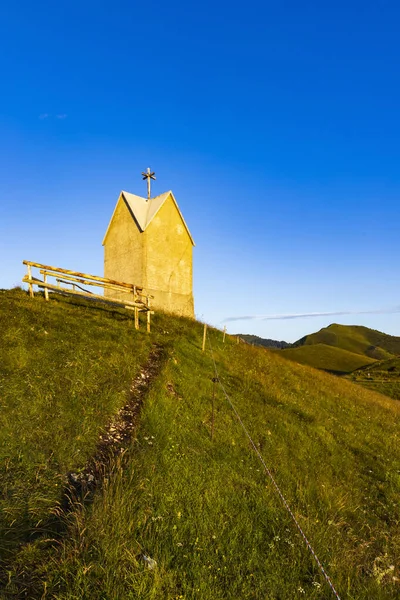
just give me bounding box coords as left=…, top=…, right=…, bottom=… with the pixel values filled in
left=27, top=264, right=34, bottom=298
left=223, top=326, right=226, bottom=343
left=43, top=272, right=49, bottom=301
left=202, top=323, right=207, bottom=352
left=134, top=307, right=139, bottom=330
left=147, top=310, right=151, bottom=333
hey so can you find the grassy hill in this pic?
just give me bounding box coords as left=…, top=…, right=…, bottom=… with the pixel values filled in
left=294, top=323, right=400, bottom=360
left=0, top=288, right=154, bottom=563
left=276, top=324, right=400, bottom=375
left=347, top=357, right=400, bottom=401
left=1, top=290, right=400, bottom=599
left=279, top=343, right=377, bottom=374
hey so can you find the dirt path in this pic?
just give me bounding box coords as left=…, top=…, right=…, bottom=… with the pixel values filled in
left=1, top=343, right=168, bottom=598
left=64, top=343, right=167, bottom=508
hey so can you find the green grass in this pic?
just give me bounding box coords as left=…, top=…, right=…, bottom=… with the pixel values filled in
left=1, top=290, right=400, bottom=599
left=347, top=357, right=400, bottom=401
left=278, top=343, right=376, bottom=374
left=0, top=289, right=153, bottom=566
left=294, top=323, right=400, bottom=361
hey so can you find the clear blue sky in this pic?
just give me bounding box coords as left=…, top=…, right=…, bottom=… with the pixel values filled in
left=1, top=0, right=400, bottom=342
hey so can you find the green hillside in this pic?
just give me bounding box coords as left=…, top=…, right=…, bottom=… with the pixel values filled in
left=294, top=323, right=400, bottom=361
left=0, top=289, right=154, bottom=563
left=1, top=290, right=400, bottom=599
left=278, top=323, right=400, bottom=375
left=347, top=357, right=400, bottom=401
left=279, top=343, right=376, bottom=374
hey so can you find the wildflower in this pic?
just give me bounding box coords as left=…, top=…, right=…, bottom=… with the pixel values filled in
left=142, top=555, right=157, bottom=570
left=373, top=553, right=396, bottom=584
left=177, top=511, right=182, bottom=519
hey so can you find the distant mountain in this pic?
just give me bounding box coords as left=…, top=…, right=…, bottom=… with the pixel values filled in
left=279, top=324, right=400, bottom=374
left=292, top=323, right=400, bottom=360
left=237, top=334, right=291, bottom=349
left=279, top=343, right=376, bottom=374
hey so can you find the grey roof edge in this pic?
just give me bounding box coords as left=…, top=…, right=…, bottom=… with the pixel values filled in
left=121, top=192, right=145, bottom=233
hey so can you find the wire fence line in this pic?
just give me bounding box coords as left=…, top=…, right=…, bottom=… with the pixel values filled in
left=206, top=330, right=342, bottom=600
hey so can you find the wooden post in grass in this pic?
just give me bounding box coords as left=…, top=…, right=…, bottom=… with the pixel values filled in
left=27, top=264, right=34, bottom=298
left=202, top=323, right=207, bottom=352
left=146, top=298, right=151, bottom=333
left=223, top=326, right=226, bottom=343
left=134, top=307, right=139, bottom=330
left=43, top=272, right=49, bottom=301
left=237, top=336, right=239, bottom=344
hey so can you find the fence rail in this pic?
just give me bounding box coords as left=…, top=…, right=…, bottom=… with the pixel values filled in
left=22, top=260, right=154, bottom=332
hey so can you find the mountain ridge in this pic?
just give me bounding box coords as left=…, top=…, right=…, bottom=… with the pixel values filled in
left=292, top=323, right=400, bottom=359
left=239, top=323, right=400, bottom=374
left=236, top=333, right=291, bottom=349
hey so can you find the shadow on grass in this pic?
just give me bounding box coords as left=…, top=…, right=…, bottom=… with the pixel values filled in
left=0, top=343, right=169, bottom=598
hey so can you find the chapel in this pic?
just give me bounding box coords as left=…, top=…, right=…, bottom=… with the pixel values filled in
left=102, top=170, right=195, bottom=317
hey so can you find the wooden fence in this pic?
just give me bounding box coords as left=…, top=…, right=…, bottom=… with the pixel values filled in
left=22, top=261, right=154, bottom=332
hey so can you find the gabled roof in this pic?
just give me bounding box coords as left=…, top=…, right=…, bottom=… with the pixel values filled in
left=102, top=190, right=195, bottom=246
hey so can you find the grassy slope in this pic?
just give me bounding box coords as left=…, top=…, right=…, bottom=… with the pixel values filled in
left=347, top=357, right=400, bottom=401
left=2, top=291, right=400, bottom=599
left=278, top=343, right=376, bottom=374
left=294, top=324, right=400, bottom=361
left=0, top=289, right=153, bottom=564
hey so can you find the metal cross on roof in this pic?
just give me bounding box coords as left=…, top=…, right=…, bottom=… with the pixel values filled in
left=141, top=167, right=156, bottom=200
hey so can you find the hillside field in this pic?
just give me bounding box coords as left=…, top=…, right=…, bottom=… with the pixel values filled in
left=272, top=323, right=400, bottom=377
left=347, top=357, right=400, bottom=401
left=1, top=290, right=400, bottom=599
left=293, top=324, right=400, bottom=361
left=278, top=343, right=376, bottom=374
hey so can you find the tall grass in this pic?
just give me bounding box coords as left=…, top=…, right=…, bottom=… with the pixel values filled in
left=0, top=290, right=152, bottom=569
left=23, top=320, right=400, bottom=598
left=2, top=291, right=400, bottom=599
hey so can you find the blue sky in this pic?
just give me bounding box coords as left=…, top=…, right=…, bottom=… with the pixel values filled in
left=1, top=0, right=400, bottom=342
